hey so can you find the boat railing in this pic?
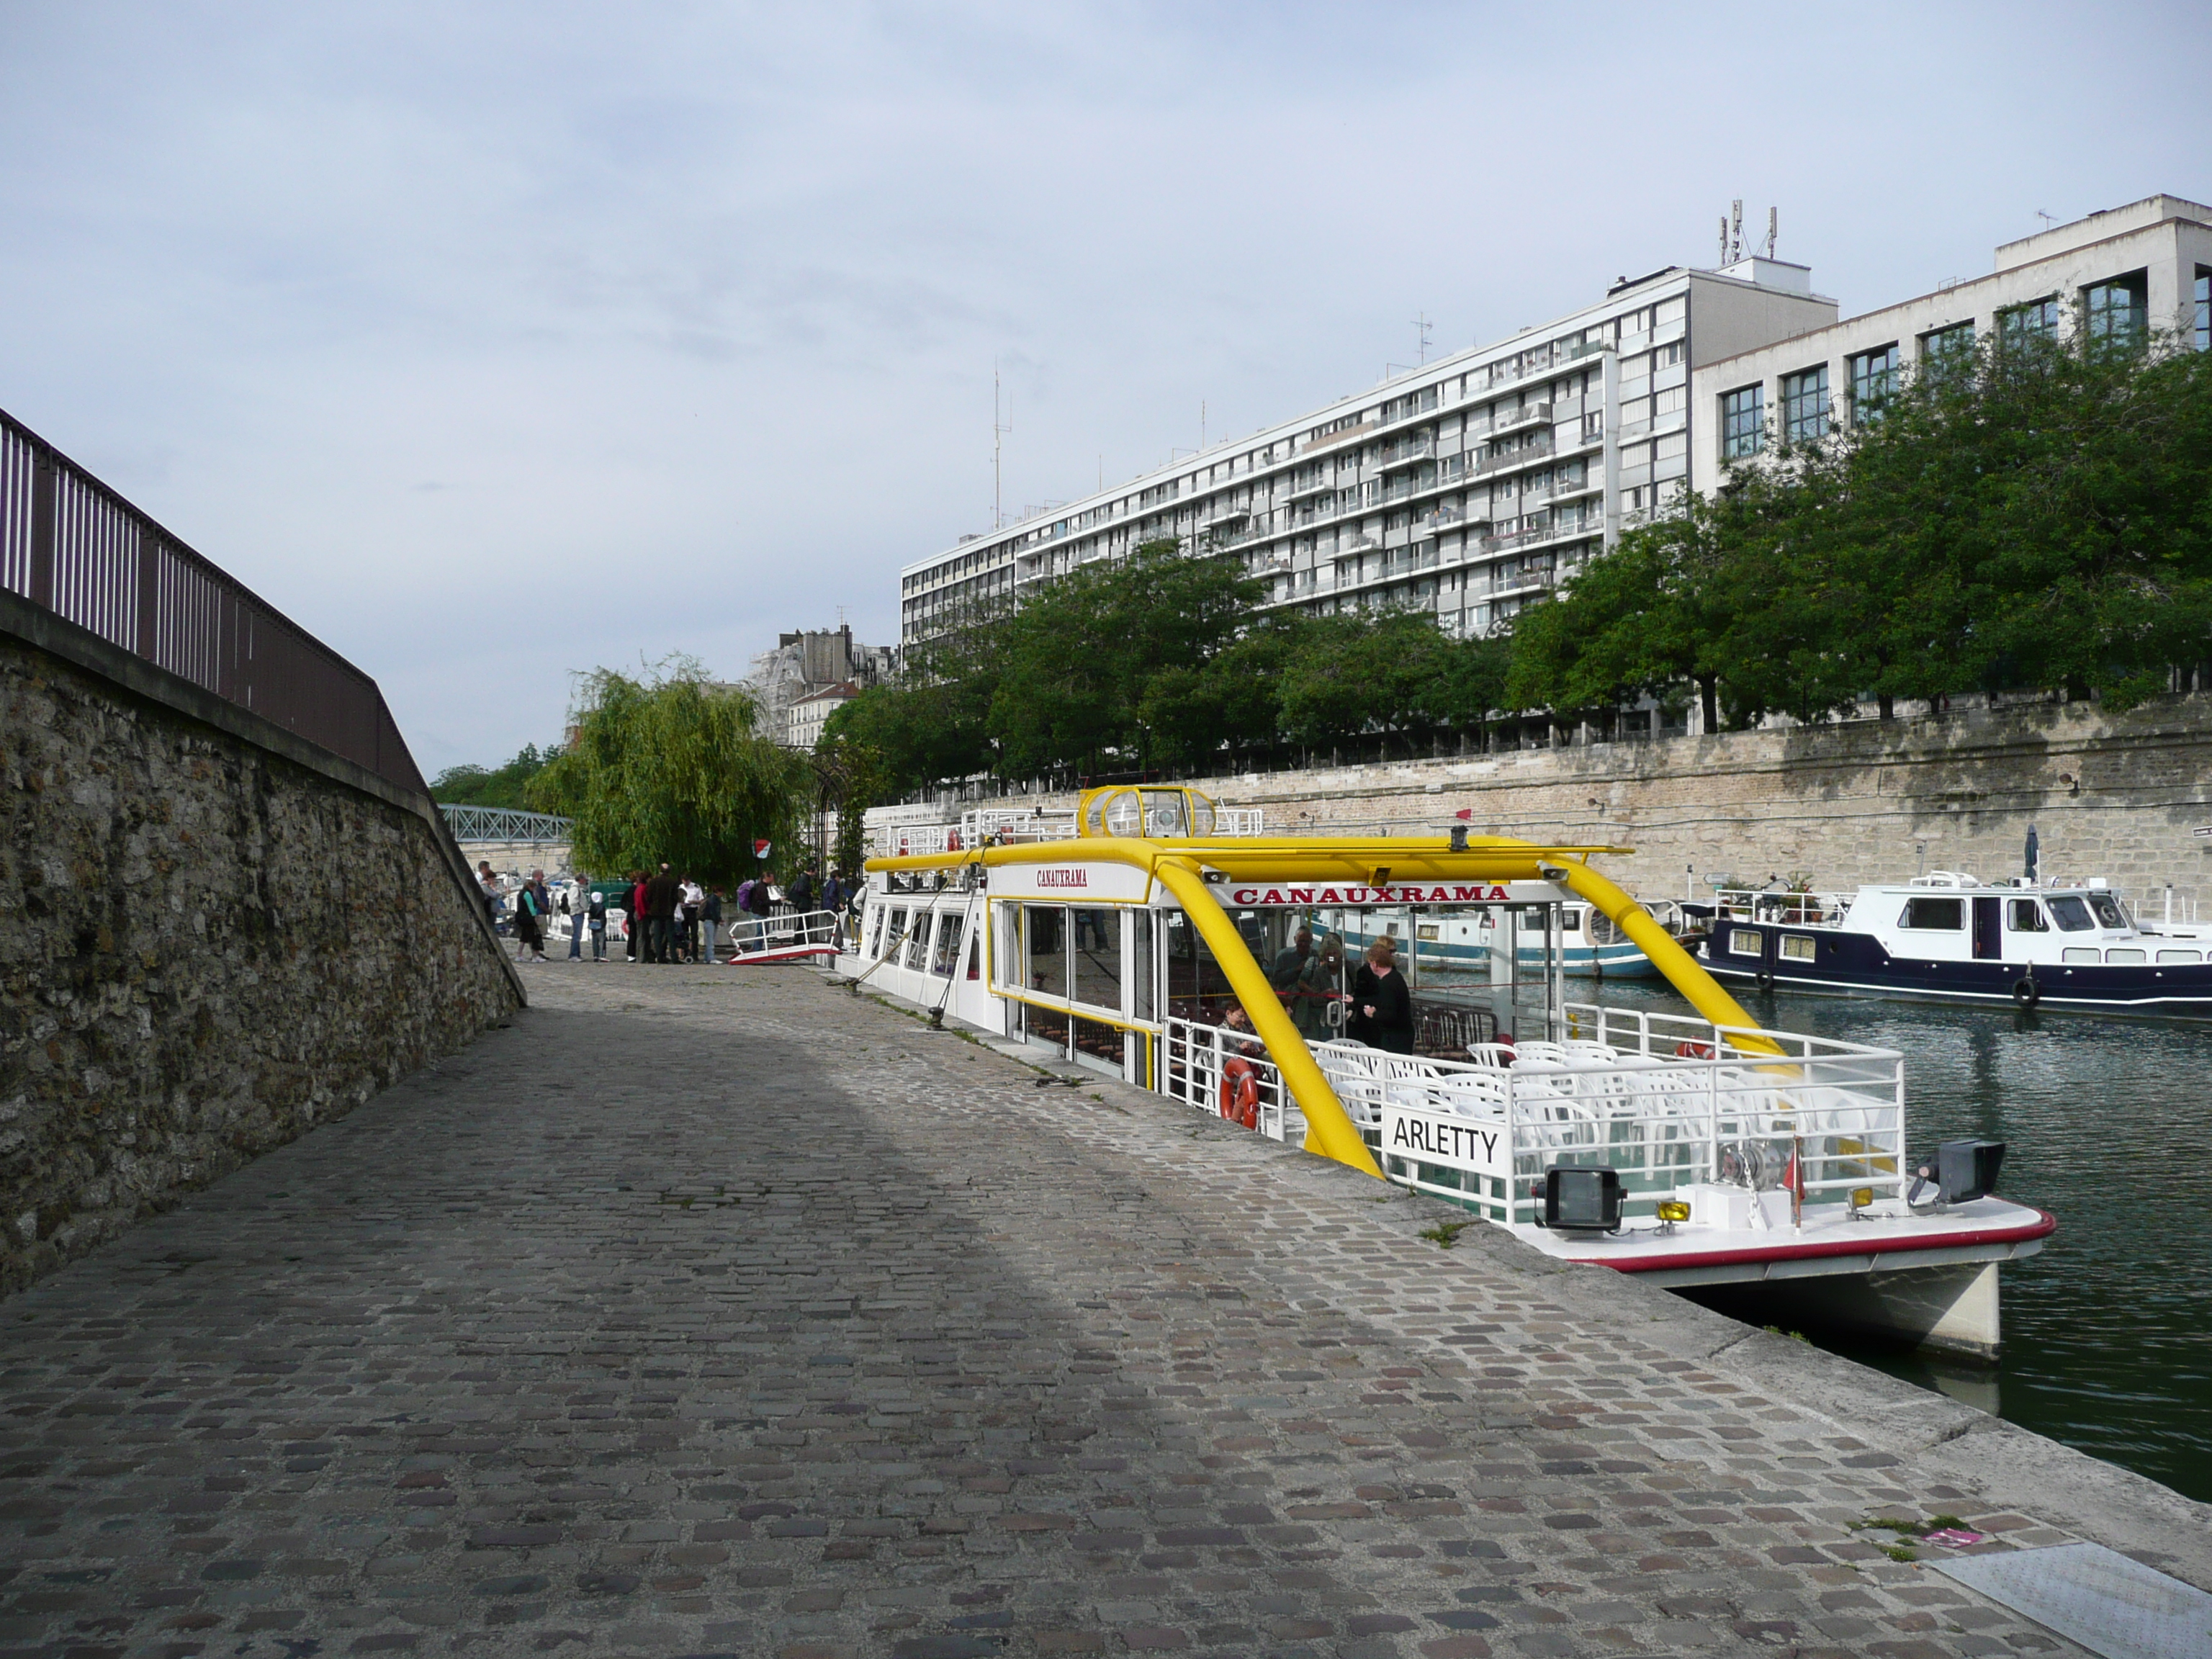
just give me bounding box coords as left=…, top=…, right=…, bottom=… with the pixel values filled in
left=729, top=908, right=845, bottom=954
left=1161, top=1015, right=1299, bottom=1145
left=960, top=808, right=1081, bottom=845
left=1707, top=886, right=1851, bottom=925
left=885, top=804, right=1268, bottom=855
left=1303, top=1007, right=1905, bottom=1225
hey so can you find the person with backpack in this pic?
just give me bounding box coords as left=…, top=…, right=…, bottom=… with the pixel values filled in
left=586, top=882, right=608, bottom=962
left=788, top=867, right=816, bottom=915
left=702, top=884, right=724, bottom=964
left=512, top=879, right=548, bottom=963
left=732, top=876, right=757, bottom=953
left=628, top=870, right=649, bottom=963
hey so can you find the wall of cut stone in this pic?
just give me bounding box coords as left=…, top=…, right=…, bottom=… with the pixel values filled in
left=0, top=631, right=522, bottom=1294
left=872, top=696, right=2212, bottom=914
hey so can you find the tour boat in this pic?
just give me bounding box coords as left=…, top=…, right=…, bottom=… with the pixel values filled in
left=844, top=787, right=2054, bottom=1357
left=1695, top=871, right=2212, bottom=1016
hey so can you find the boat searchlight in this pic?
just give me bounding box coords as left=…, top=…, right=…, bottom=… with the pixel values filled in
left=1906, top=1140, right=2008, bottom=1209
left=1544, top=1167, right=1623, bottom=1233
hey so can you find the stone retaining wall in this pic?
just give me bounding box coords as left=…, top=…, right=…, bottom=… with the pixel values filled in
left=878, top=696, right=2212, bottom=910
left=0, top=622, right=522, bottom=1294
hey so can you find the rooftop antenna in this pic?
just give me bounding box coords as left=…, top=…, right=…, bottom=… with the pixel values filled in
left=1730, top=199, right=1744, bottom=264
left=1761, top=206, right=1777, bottom=259
left=992, top=364, right=1012, bottom=530
left=1718, top=214, right=1729, bottom=265
left=1413, top=310, right=1433, bottom=364
left=2036, top=209, right=2056, bottom=228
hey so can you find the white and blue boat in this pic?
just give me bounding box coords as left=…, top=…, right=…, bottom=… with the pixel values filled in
left=1696, top=872, right=2212, bottom=1016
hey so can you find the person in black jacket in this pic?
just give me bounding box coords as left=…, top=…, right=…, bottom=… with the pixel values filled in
left=1348, top=937, right=1415, bottom=1053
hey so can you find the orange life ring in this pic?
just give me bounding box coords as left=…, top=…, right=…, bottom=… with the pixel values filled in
left=1676, top=1040, right=1716, bottom=1059
left=1219, top=1058, right=1261, bottom=1130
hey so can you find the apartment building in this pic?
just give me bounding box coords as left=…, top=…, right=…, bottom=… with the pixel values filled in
left=900, top=260, right=1837, bottom=647
left=747, top=625, right=897, bottom=748
left=1690, top=194, right=2212, bottom=491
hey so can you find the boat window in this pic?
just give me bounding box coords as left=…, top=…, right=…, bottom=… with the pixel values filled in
left=2007, top=900, right=2049, bottom=932
left=1560, top=910, right=1581, bottom=932
left=1187, top=795, right=1217, bottom=835
left=2088, top=894, right=2128, bottom=929
left=1131, top=911, right=1156, bottom=1020
left=2105, top=948, right=2146, bottom=965
left=1902, top=897, right=1964, bottom=930
left=1727, top=930, right=1765, bottom=957
left=1162, top=909, right=1239, bottom=1022
left=2062, top=948, right=2100, bottom=963
left=1023, top=904, right=1069, bottom=999
left=1780, top=935, right=1816, bottom=961
left=2158, top=948, right=2202, bottom=963
left=2047, top=896, right=2095, bottom=931
left=1141, top=788, right=1187, bottom=835
left=930, top=912, right=963, bottom=976
left=1071, top=908, right=1122, bottom=1012
left=882, top=907, right=907, bottom=959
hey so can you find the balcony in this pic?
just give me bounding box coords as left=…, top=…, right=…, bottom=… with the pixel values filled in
left=1474, top=436, right=1555, bottom=477
left=1491, top=401, right=1553, bottom=436
left=1377, top=436, right=1436, bottom=469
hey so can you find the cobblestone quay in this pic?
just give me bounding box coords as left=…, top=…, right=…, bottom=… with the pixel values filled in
left=4, top=968, right=2205, bottom=1658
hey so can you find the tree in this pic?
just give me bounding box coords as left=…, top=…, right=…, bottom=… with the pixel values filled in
left=429, top=744, right=557, bottom=809
left=525, top=660, right=809, bottom=883
left=986, top=539, right=1262, bottom=775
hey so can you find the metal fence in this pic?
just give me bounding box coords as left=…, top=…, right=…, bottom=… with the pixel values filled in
left=1161, top=1015, right=1298, bottom=1143
left=1, top=408, right=427, bottom=800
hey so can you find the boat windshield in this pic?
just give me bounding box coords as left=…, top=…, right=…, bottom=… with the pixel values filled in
left=2087, top=893, right=2130, bottom=930
left=2047, top=895, right=2095, bottom=932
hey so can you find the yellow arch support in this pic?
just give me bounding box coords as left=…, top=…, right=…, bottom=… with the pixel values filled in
left=1145, top=858, right=1385, bottom=1179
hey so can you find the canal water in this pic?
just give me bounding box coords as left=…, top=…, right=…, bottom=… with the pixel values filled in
left=1469, top=974, right=2212, bottom=1505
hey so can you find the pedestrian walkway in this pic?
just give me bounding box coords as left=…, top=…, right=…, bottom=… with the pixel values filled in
left=0, top=966, right=2164, bottom=1657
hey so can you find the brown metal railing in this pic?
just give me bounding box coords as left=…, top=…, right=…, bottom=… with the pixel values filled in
left=1, top=408, right=428, bottom=800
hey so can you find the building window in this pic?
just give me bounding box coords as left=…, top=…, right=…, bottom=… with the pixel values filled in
left=1720, top=385, right=1764, bottom=459
left=1920, top=322, right=1976, bottom=372
left=1781, top=365, right=1829, bottom=444
left=1848, top=344, right=1899, bottom=423
left=2085, top=273, right=2147, bottom=349
left=1999, top=297, right=2059, bottom=350
left=2195, top=269, right=2209, bottom=351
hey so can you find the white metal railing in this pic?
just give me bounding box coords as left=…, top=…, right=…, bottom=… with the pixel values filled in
left=960, top=807, right=1079, bottom=845
left=1305, top=1002, right=1905, bottom=1226
left=1161, top=1015, right=1298, bottom=1143
left=729, top=908, right=844, bottom=954
left=1706, top=886, right=1853, bottom=925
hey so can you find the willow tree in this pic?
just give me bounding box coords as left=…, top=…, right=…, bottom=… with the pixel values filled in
left=525, top=661, right=809, bottom=883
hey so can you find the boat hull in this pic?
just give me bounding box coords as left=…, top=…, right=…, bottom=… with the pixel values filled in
left=1701, top=920, right=2212, bottom=1015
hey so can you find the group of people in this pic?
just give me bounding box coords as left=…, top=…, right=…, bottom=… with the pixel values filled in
left=1266, top=926, right=1414, bottom=1053
left=473, top=858, right=857, bottom=966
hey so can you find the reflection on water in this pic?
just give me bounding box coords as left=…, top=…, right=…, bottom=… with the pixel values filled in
left=1454, top=974, right=2212, bottom=1503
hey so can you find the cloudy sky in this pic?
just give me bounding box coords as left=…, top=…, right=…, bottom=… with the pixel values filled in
left=4, top=1, right=2208, bottom=775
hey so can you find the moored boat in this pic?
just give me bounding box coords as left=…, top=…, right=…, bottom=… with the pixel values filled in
left=1694, top=871, right=2212, bottom=1016
left=842, top=787, right=2054, bottom=1357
